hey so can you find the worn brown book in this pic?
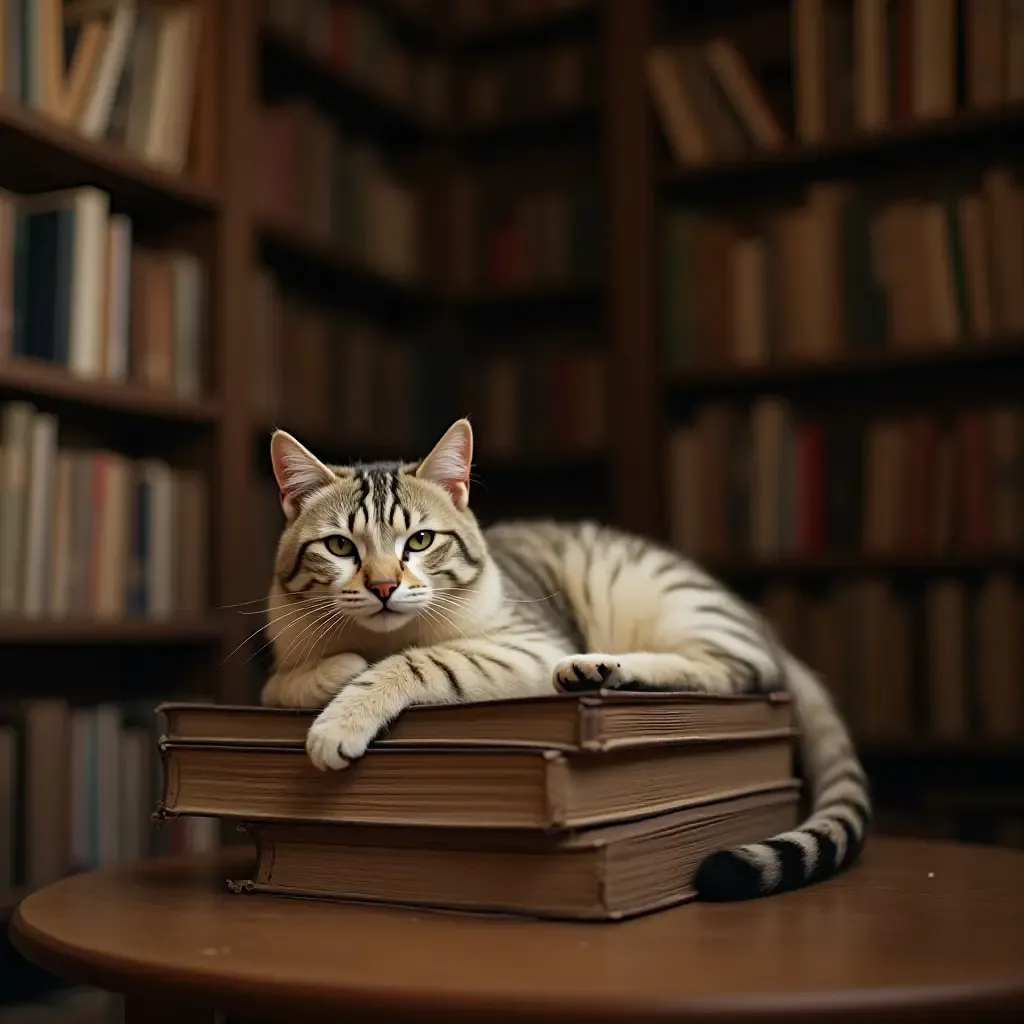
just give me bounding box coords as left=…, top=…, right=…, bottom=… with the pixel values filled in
left=228, top=786, right=801, bottom=921
left=158, top=733, right=796, bottom=830
left=157, top=691, right=793, bottom=752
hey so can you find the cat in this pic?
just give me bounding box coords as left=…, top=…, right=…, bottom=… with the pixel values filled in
left=261, top=418, right=871, bottom=901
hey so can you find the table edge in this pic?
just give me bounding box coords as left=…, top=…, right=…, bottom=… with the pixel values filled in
left=10, top=903, right=1024, bottom=1023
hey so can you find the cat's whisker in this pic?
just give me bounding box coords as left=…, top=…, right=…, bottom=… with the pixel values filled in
left=418, top=602, right=474, bottom=644
left=213, top=595, right=293, bottom=611
left=275, top=605, right=349, bottom=673
left=296, top=606, right=352, bottom=666
left=294, top=606, right=351, bottom=670
left=235, top=596, right=337, bottom=616
left=427, top=593, right=491, bottom=626
left=436, top=586, right=560, bottom=605
left=240, top=600, right=343, bottom=667
left=220, top=598, right=334, bottom=666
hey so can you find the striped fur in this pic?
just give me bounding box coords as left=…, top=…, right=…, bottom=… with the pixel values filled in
left=262, top=421, right=870, bottom=901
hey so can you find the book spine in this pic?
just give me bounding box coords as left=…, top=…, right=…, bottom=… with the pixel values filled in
left=544, top=753, right=570, bottom=829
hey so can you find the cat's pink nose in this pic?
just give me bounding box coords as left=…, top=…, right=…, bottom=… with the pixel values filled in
left=367, top=580, right=398, bottom=602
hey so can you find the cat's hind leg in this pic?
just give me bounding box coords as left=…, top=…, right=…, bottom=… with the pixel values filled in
left=553, top=645, right=745, bottom=695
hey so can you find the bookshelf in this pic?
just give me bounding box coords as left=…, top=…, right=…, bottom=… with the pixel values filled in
left=640, top=0, right=1024, bottom=849
left=0, top=7, right=251, bottom=1012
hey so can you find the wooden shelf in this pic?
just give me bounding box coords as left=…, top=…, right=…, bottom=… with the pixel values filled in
left=258, top=216, right=432, bottom=313
left=666, top=338, right=1024, bottom=400
left=260, top=26, right=432, bottom=142
left=456, top=279, right=605, bottom=316
left=704, top=554, right=1024, bottom=580
left=459, top=103, right=602, bottom=145
left=0, top=359, right=221, bottom=425
left=659, top=105, right=1024, bottom=199
left=0, top=99, right=220, bottom=219
left=0, top=618, right=223, bottom=645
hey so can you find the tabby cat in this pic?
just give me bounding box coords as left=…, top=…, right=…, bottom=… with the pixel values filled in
left=261, top=419, right=870, bottom=901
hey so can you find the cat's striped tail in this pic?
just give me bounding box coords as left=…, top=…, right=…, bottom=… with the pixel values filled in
left=694, top=652, right=872, bottom=901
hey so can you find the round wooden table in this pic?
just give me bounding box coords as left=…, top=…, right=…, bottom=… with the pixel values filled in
left=9, top=837, right=1024, bottom=1023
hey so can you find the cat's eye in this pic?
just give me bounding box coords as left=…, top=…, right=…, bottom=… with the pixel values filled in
left=405, top=530, right=435, bottom=554
left=324, top=535, right=356, bottom=558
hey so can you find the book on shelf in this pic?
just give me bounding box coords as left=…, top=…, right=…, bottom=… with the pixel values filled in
left=756, top=575, right=1023, bottom=744
left=158, top=690, right=794, bottom=750
left=256, top=100, right=420, bottom=282
left=0, top=400, right=208, bottom=619
left=0, top=698, right=218, bottom=903
left=231, top=787, right=800, bottom=920
left=157, top=691, right=796, bottom=920
left=666, top=401, right=1023, bottom=559
left=2, top=0, right=205, bottom=173
left=647, top=38, right=786, bottom=164
left=463, top=345, right=607, bottom=459
left=447, top=175, right=603, bottom=294
left=461, top=39, right=599, bottom=127
left=660, top=171, right=1024, bottom=371
left=794, top=0, right=1024, bottom=140
left=248, top=268, right=607, bottom=458
left=261, top=0, right=450, bottom=126
left=0, top=186, right=207, bottom=394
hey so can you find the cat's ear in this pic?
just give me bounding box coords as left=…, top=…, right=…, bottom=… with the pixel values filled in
left=416, top=418, right=473, bottom=510
left=270, top=430, right=335, bottom=521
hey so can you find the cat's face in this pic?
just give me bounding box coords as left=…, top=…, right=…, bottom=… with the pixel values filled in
left=269, top=420, right=487, bottom=635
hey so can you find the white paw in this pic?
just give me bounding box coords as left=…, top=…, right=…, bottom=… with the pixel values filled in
left=552, top=654, right=625, bottom=693
left=304, top=689, right=385, bottom=771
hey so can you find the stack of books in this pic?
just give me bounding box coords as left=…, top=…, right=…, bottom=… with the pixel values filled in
left=155, top=690, right=799, bottom=920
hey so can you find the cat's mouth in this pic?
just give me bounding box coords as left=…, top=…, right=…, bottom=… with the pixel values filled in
left=353, top=604, right=414, bottom=633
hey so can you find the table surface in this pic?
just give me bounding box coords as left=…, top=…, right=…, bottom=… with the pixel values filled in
left=9, top=837, right=1024, bottom=1023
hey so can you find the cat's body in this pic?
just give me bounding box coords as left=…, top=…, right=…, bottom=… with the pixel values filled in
left=262, top=420, right=871, bottom=901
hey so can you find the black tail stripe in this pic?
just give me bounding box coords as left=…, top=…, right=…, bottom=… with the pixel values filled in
left=764, top=839, right=811, bottom=890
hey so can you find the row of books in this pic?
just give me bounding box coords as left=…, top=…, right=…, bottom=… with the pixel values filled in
left=2, top=0, right=204, bottom=174
left=249, top=270, right=436, bottom=447
left=0, top=186, right=206, bottom=395
left=465, top=348, right=606, bottom=458
left=667, top=402, right=1023, bottom=558
left=647, top=38, right=786, bottom=164
left=448, top=177, right=602, bottom=293
left=256, top=101, right=420, bottom=283
left=451, top=0, right=591, bottom=35
left=461, top=41, right=598, bottom=127
left=156, top=693, right=798, bottom=919
left=662, top=171, right=1024, bottom=369
left=0, top=699, right=218, bottom=901
left=756, top=574, right=1022, bottom=741
left=0, top=401, right=207, bottom=619
left=249, top=269, right=607, bottom=457
left=261, top=0, right=449, bottom=125
left=794, top=0, right=1024, bottom=142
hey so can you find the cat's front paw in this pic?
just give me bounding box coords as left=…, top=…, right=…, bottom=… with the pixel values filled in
left=553, top=654, right=624, bottom=693
left=305, top=687, right=388, bottom=771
